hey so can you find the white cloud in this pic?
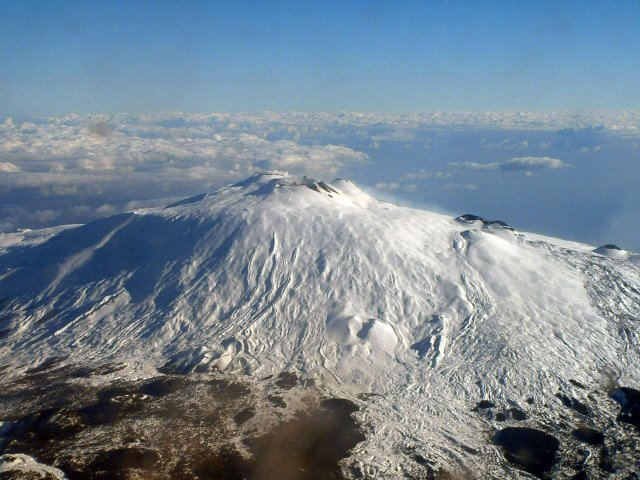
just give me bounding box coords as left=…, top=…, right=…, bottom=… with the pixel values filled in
left=444, top=183, right=478, bottom=190
left=402, top=169, right=431, bottom=181
left=506, top=157, right=566, bottom=170
left=579, top=145, right=603, bottom=154
left=0, top=113, right=369, bottom=232
left=0, top=162, right=20, bottom=173
left=95, top=204, right=117, bottom=216
left=0, top=117, right=367, bottom=182
left=479, top=138, right=530, bottom=151
left=449, top=156, right=567, bottom=172
left=375, top=182, right=400, bottom=192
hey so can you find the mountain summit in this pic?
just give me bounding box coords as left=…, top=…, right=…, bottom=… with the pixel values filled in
left=1, top=172, right=639, bottom=478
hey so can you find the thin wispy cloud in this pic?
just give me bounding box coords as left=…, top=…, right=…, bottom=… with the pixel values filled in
left=449, top=156, right=567, bottom=173
left=374, top=182, right=400, bottom=192
left=444, top=183, right=478, bottom=190
left=0, top=162, right=20, bottom=173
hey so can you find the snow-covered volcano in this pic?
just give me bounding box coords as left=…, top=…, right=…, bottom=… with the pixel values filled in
left=1, top=172, right=639, bottom=478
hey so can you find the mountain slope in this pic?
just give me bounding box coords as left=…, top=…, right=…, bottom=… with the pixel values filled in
left=1, top=172, right=639, bottom=478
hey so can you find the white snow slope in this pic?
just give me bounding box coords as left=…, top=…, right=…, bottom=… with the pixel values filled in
left=0, top=172, right=639, bottom=477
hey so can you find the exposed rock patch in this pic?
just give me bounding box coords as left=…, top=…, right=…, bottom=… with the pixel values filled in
left=0, top=372, right=365, bottom=480
left=610, top=387, right=640, bottom=430
left=494, top=427, right=560, bottom=477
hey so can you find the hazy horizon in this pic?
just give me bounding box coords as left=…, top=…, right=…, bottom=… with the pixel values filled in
left=1, top=110, right=639, bottom=251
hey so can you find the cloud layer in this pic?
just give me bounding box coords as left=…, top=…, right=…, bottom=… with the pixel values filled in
left=1, top=111, right=638, bottom=252
left=0, top=113, right=369, bottom=231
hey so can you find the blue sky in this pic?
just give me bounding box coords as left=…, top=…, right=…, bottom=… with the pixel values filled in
left=2, top=0, right=639, bottom=114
